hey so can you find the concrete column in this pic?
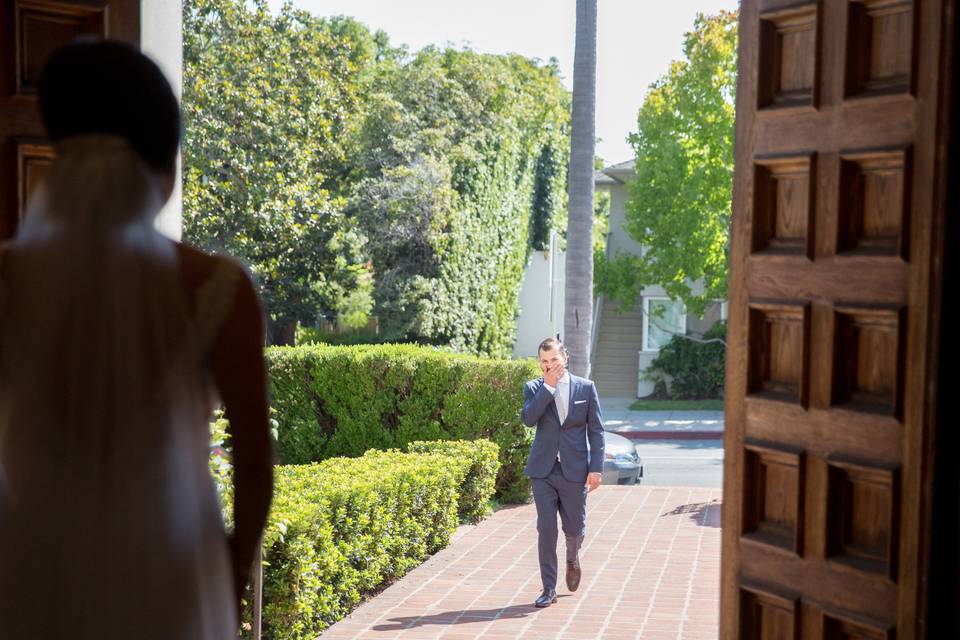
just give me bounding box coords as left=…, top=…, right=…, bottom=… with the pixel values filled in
left=140, top=0, right=183, bottom=240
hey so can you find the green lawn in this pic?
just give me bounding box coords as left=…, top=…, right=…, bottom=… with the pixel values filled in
left=628, top=398, right=725, bottom=411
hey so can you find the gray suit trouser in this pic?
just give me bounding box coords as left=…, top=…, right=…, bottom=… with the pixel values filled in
left=531, top=460, right=587, bottom=591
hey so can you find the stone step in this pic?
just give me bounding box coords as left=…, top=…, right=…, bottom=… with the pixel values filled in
left=594, top=376, right=639, bottom=384
left=594, top=349, right=642, bottom=357
left=595, top=336, right=642, bottom=345
left=594, top=341, right=640, bottom=353
left=593, top=377, right=637, bottom=386
left=593, top=358, right=641, bottom=368
left=593, top=369, right=639, bottom=379
left=594, top=361, right=639, bottom=368
left=594, top=341, right=641, bottom=353
left=597, top=324, right=642, bottom=331
left=592, top=373, right=637, bottom=383
left=598, top=320, right=643, bottom=329
left=599, top=330, right=642, bottom=337
left=595, top=336, right=643, bottom=345
left=595, top=347, right=641, bottom=355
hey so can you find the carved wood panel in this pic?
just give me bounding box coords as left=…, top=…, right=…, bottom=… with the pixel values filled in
left=0, top=0, right=139, bottom=239
left=723, top=0, right=951, bottom=637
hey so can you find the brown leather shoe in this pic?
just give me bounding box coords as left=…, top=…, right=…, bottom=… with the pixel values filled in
left=534, top=588, right=558, bottom=607
left=566, top=559, right=581, bottom=592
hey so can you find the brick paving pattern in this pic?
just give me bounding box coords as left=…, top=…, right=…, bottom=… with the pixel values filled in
left=320, top=486, right=721, bottom=640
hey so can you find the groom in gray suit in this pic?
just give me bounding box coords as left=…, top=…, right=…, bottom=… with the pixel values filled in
left=522, top=337, right=605, bottom=607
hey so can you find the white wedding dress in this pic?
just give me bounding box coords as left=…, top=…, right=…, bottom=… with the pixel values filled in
left=0, top=136, right=238, bottom=638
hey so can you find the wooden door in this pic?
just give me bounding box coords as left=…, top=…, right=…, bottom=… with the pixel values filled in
left=722, top=0, right=953, bottom=638
left=0, top=0, right=139, bottom=240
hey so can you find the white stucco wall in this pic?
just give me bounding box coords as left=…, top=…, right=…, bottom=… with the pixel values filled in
left=141, top=0, right=183, bottom=240
left=513, top=231, right=566, bottom=359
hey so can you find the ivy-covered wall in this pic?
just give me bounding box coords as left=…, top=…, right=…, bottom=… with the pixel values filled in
left=352, top=49, right=570, bottom=358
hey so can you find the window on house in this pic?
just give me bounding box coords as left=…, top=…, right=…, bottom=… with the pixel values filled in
left=643, top=297, right=686, bottom=351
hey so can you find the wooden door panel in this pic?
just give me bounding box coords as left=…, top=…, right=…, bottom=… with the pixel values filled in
left=723, top=0, right=951, bottom=637
left=16, top=139, right=55, bottom=218
left=11, top=1, right=108, bottom=98
left=0, top=0, right=140, bottom=239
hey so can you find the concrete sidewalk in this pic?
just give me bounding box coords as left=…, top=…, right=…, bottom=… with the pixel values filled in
left=320, top=486, right=721, bottom=640
left=601, top=398, right=724, bottom=441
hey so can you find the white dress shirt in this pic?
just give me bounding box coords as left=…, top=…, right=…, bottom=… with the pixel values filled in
left=544, top=371, right=570, bottom=462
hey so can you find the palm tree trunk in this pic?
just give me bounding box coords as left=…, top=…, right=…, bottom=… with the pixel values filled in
left=564, top=0, right=598, bottom=377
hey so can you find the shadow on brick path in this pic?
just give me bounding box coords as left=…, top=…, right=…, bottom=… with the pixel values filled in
left=321, top=486, right=722, bottom=640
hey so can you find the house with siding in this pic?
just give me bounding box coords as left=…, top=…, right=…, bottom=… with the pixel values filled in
left=513, top=159, right=725, bottom=398
left=592, top=159, right=726, bottom=397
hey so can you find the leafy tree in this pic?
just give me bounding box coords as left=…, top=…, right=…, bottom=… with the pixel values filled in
left=351, top=48, right=570, bottom=357
left=182, top=0, right=373, bottom=343
left=183, top=0, right=570, bottom=354
left=610, top=11, right=738, bottom=316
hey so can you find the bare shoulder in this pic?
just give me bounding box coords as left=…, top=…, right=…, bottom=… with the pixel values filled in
left=175, top=243, right=257, bottom=311
left=175, top=242, right=228, bottom=291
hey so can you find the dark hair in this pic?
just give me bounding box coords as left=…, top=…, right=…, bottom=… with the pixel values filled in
left=38, top=39, right=181, bottom=174
left=537, top=337, right=567, bottom=356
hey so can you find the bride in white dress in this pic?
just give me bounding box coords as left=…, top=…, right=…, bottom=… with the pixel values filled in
left=0, top=41, right=274, bottom=638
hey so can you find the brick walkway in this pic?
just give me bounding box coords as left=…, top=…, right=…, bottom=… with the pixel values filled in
left=320, top=486, right=722, bottom=640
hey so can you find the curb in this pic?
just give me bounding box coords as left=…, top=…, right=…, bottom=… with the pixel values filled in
left=613, top=430, right=724, bottom=441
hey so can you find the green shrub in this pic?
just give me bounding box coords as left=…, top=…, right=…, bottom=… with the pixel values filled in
left=295, top=324, right=386, bottom=346
left=645, top=321, right=726, bottom=399
left=221, top=441, right=496, bottom=639
left=407, top=439, right=500, bottom=522
left=266, top=343, right=540, bottom=503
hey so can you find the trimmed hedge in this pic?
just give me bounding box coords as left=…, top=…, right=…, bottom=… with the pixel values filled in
left=224, top=441, right=499, bottom=639
left=407, top=439, right=500, bottom=523
left=266, top=343, right=540, bottom=503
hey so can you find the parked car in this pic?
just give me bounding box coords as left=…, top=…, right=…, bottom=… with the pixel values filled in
left=601, top=432, right=643, bottom=485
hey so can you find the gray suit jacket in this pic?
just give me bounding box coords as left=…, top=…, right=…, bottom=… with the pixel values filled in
left=521, top=374, right=605, bottom=482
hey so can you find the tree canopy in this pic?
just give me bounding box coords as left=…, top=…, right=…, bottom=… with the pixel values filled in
left=182, top=0, right=570, bottom=353
left=183, top=0, right=375, bottom=341
left=351, top=48, right=570, bottom=356
left=599, top=10, right=737, bottom=316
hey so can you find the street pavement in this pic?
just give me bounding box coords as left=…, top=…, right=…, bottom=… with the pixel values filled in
left=633, top=440, right=724, bottom=489
left=600, top=397, right=724, bottom=440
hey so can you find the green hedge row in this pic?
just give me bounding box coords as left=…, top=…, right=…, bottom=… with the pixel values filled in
left=266, top=343, right=540, bottom=503
left=225, top=441, right=498, bottom=639
left=407, top=439, right=499, bottom=523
